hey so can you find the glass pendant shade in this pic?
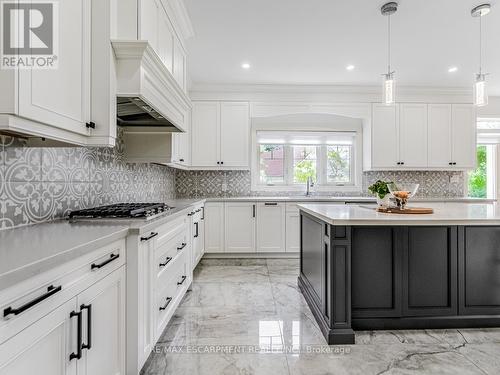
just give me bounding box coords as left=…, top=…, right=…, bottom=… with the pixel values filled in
left=383, top=73, right=395, bottom=105
left=474, top=74, right=488, bottom=107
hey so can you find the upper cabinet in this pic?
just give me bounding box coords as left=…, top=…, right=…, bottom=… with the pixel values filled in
left=192, top=101, right=250, bottom=169
left=0, top=0, right=117, bottom=147
left=367, top=103, right=476, bottom=170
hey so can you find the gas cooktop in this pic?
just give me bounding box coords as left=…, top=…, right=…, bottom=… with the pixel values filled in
left=68, top=203, right=174, bottom=220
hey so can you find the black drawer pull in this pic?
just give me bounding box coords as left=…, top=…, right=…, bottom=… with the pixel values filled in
left=195, top=209, right=201, bottom=213
left=69, top=310, right=82, bottom=360
left=264, top=202, right=278, bottom=206
left=177, top=276, right=187, bottom=285
left=159, top=257, right=173, bottom=267
left=194, top=222, right=199, bottom=238
left=140, top=232, right=158, bottom=241
left=177, top=243, right=187, bottom=251
left=159, top=297, right=173, bottom=311
left=3, top=285, right=62, bottom=318
left=81, top=304, right=92, bottom=351
left=91, top=253, right=119, bottom=270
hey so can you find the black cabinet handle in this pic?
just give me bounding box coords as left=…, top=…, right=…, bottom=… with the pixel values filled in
left=221, top=161, right=224, bottom=165
left=453, top=162, right=457, bottom=165
left=3, top=285, right=62, bottom=318
left=201, top=207, right=205, bottom=220
left=91, top=253, right=119, bottom=270
left=253, top=204, right=256, bottom=218
left=400, top=162, right=404, bottom=165
left=217, top=161, right=220, bottom=165
left=86, top=122, right=96, bottom=129
left=194, top=222, right=199, bottom=238
left=159, top=297, right=173, bottom=311
left=177, top=242, right=187, bottom=251
left=187, top=212, right=194, bottom=216
left=80, top=304, right=92, bottom=351
left=69, top=310, right=83, bottom=360
left=140, top=232, right=158, bottom=241
left=159, top=257, right=173, bottom=267
left=264, top=202, right=278, bottom=206
left=177, top=276, right=187, bottom=285
left=195, top=209, right=201, bottom=213
left=179, top=159, right=185, bottom=162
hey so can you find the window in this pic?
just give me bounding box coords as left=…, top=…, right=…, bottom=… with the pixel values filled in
left=467, top=144, right=496, bottom=198
left=255, top=131, right=357, bottom=189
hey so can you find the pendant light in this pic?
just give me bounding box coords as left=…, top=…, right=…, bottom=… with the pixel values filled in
left=381, top=2, right=398, bottom=104
left=471, top=3, right=491, bottom=107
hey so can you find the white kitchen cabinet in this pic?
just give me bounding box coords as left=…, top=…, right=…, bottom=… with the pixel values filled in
left=77, top=268, right=126, bottom=375
left=192, top=102, right=220, bottom=167
left=192, top=101, right=250, bottom=169
left=204, top=203, right=225, bottom=253
left=371, top=104, right=399, bottom=168
left=158, top=10, right=174, bottom=73
left=190, top=204, right=205, bottom=268
left=0, top=299, right=77, bottom=375
left=256, top=203, right=286, bottom=253
left=399, top=104, right=428, bottom=167
left=140, top=0, right=160, bottom=52
left=173, top=36, right=186, bottom=90
left=224, top=203, right=256, bottom=253
left=428, top=104, right=453, bottom=167
left=452, top=104, right=476, bottom=169
left=220, top=102, right=250, bottom=167
left=285, top=204, right=301, bottom=253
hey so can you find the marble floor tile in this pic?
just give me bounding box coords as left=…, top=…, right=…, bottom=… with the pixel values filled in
left=143, top=262, right=500, bottom=375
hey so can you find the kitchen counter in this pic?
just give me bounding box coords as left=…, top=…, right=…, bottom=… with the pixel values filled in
left=0, top=199, right=205, bottom=291
left=206, top=196, right=495, bottom=203
left=0, top=221, right=129, bottom=291
left=298, top=201, right=500, bottom=345
left=298, top=202, right=500, bottom=225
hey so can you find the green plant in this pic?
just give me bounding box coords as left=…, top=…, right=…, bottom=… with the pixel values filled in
left=368, top=180, right=392, bottom=199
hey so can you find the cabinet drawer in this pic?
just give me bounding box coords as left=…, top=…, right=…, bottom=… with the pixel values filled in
left=0, top=239, right=125, bottom=343
left=154, top=215, right=188, bottom=249
left=155, top=228, right=188, bottom=279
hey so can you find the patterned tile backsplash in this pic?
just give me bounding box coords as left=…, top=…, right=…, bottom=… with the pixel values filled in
left=176, top=170, right=466, bottom=199
left=0, top=129, right=176, bottom=230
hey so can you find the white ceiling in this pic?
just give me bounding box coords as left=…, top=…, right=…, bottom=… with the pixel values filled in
left=184, top=0, right=500, bottom=94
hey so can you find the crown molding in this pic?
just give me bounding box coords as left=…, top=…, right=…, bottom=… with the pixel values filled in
left=162, top=0, right=195, bottom=41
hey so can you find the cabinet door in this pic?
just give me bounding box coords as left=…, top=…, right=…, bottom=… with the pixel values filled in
left=173, top=37, right=186, bottom=90
left=224, top=203, right=255, bottom=253
left=403, top=227, right=457, bottom=316
left=18, top=0, right=91, bottom=135
left=77, top=267, right=126, bottom=375
left=286, top=210, right=300, bottom=253
left=399, top=104, right=428, bottom=167
left=371, top=104, right=399, bottom=168
left=140, top=0, right=160, bottom=52
left=158, top=9, right=174, bottom=73
left=351, top=227, right=402, bottom=318
left=191, top=102, right=220, bottom=166
left=220, top=102, right=250, bottom=167
left=205, top=203, right=225, bottom=253
left=452, top=105, right=476, bottom=169
left=0, top=299, right=77, bottom=375
left=428, top=104, right=452, bottom=167
left=256, top=203, right=286, bottom=252
left=459, top=227, right=500, bottom=315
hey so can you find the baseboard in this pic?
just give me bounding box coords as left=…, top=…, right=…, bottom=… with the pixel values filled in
left=202, top=252, right=299, bottom=259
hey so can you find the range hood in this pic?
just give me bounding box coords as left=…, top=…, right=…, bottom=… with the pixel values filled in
left=111, top=40, right=191, bottom=132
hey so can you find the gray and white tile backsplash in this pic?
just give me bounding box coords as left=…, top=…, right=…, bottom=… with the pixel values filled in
left=0, top=129, right=176, bottom=229
left=175, top=170, right=465, bottom=198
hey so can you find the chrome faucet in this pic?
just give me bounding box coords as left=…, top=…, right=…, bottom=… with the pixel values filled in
left=306, top=176, right=314, bottom=196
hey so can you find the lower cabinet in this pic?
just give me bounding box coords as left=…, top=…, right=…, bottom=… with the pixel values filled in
left=256, top=203, right=286, bottom=252
left=286, top=204, right=301, bottom=252
left=224, top=203, right=256, bottom=253
left=0, top=267, right=126, bottom=375
left=204, top=203, right=225, bottom=253
left=351, top=226, right=458, bottom=318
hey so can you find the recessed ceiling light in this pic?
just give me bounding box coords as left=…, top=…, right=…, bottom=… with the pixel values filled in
left=346, top=65, right=355, bottom=71
left=241, top=63, right=251, bottom=69
left=448, top=66, right=458, bottom=73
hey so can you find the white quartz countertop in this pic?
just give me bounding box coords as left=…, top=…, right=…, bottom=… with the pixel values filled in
left=206, top=196, right=495, bottom=203
left=297, top=202, right=500, bottom=226
left=0, top=222, right=129, bottom=290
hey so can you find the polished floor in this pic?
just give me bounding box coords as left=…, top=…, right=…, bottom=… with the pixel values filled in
left=141, top=259, right=500, bottom=375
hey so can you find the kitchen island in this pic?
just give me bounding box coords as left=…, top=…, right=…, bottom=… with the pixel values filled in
left=298, top=202, right=500, bottom=344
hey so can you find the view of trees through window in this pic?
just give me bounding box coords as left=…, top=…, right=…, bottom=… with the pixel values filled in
left=468, top=145, right=487, bottom=198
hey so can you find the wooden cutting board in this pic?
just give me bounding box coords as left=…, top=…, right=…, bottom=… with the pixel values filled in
left=377, top=207, right=434, bottom=214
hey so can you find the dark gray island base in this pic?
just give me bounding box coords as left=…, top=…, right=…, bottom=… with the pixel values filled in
left=298, top=210, right=500, bottom=345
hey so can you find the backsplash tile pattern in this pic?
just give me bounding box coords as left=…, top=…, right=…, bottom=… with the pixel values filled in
left=176, top=170, right=465, bottom=198
left=0, top=129, right=176, bottom=229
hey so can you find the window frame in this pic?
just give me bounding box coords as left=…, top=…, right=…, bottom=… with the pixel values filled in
left=252, top=131, right=362, bottom=192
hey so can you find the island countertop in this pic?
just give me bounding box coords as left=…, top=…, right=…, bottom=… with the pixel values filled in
left=297, top=202, right=500, bottom=225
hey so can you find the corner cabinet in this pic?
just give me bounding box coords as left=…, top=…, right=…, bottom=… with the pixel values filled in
left=192, top=101, right=250, bottom=169
left=0, top=0, right=117, bottom=147
left=367, top=103, right=476, bottom=170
